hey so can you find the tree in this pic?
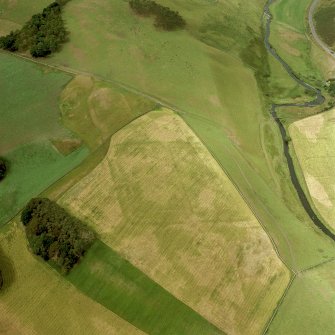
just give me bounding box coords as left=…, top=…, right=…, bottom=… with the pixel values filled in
left=21, top=198, right=95, bottom=273
left=0, top=1, right=69, bottom=57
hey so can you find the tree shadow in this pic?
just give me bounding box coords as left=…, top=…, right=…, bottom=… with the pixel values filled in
left=0, top=246, right=15, bottom=293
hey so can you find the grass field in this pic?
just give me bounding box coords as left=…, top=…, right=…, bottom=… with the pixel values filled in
left=314, top=0, right=335, bottom=49
left=270, top=0, right=325, bottom=85
left=60, top=109, right=290, bottom=335
left=0, top=222, right=145, bottom=335
left=0, top=141, right=88, bottom=226
left=0, top=53, right=89, bottom=226
left=0, top=53, right=73, bottom=154
left=290, top=108, right=335, bottom=231
left=268, top=260, right=335, bottom=335
left=60, top=75, right=155, bottom=149
left=69, top=240, right=223, bottom=335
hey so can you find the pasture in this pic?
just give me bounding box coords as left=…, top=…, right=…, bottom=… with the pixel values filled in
left=290, top=109, right=335, bottom=231
left=0, top=221, right=144, bottom=335
left=268, top=260, right=335, bottom=335
left=61, top=109, right=289, bottom=335
left=0, top=54, right=88, bottom=226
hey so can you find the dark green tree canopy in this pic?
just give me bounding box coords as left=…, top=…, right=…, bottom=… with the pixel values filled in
left=0, top=1, right=69, bottom=57
left=21, top=198, right=95, bottom=273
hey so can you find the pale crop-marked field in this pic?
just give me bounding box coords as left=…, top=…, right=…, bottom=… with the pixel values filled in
left=60, top=109, right=290, bottom=335
left=0, top=222, right=145, bottom=335
left=290, top=109, right=335, bottom=231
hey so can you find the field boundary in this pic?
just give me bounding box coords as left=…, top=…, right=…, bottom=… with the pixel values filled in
left=0, top=50, right=290, bottom=273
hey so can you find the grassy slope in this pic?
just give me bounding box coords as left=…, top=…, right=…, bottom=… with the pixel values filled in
left=0, top=53, right=89, bottom=226
left=69, top=240, right=223, bottom=335
left=59, top=75, right=156, bottom=149
left=61, top=109, right=289, bottom=335
left=36, top=0, right=335, bottom=271
left=270, top=0, right=323, bottom=84
left=0, top=222, right=145, bottom=335
left=289, top=109, right=335, bottom=231
left=268, top=260, right=335, bottom=335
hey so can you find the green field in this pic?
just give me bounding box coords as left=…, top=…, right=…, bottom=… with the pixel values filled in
left=268, top=260, right=335, bottom=335
left=1, top=0, right=335, bottom=334
left=61, top=109, right=289, bottom=335
left=29, top=0, right=334, bottom=274
left=0, top=222, right=145, bottom=335
left=0, top=53, right=89, bottom=226
left=290, top=108, right=335, bottom=231
left=69, top=240, right=223, bottom=335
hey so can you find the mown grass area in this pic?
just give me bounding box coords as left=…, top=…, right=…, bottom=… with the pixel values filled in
left=289, top=108, right=335, bottom=232
left=0, top=222, right=145, bottom=335
left=0, top=53, right=89, bottom=226
left=68, top=240, right=223, bottom=335
left=61, top=109, right=290, bottom=335
left=268, top=260, right=335, bottom=335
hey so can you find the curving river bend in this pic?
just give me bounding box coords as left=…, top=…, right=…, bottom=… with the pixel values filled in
left=263, top=0, right=335, bottom=240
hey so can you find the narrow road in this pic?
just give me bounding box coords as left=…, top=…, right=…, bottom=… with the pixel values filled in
left=309, top=0, right=335, bottom=59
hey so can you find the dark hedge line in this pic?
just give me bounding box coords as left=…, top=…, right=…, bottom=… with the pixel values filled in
left=0, top=0, right=70, bottom=57
left=21, top=198, right=95, bottom=273
left=129, top=0, right=186, bottom=31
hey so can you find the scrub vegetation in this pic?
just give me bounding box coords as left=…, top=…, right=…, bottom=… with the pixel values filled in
left=129, top=0, right=186, bottom=30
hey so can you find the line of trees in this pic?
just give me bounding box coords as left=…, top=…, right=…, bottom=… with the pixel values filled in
left=0, top=158, right=7, bottom=181
left=21, top=198, right=95, bottom=273
left=0, top=0, right=70, bottom=57
left=129, top=0, right=186, bottom=31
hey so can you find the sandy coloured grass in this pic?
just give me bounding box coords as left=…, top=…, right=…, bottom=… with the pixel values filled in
left=60, top=109, right=289, bottom=335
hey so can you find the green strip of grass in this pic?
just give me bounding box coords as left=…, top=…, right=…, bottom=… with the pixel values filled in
left=0, top=141, right=88, bottom=226
left=67, top=240, right=224, bottom=335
